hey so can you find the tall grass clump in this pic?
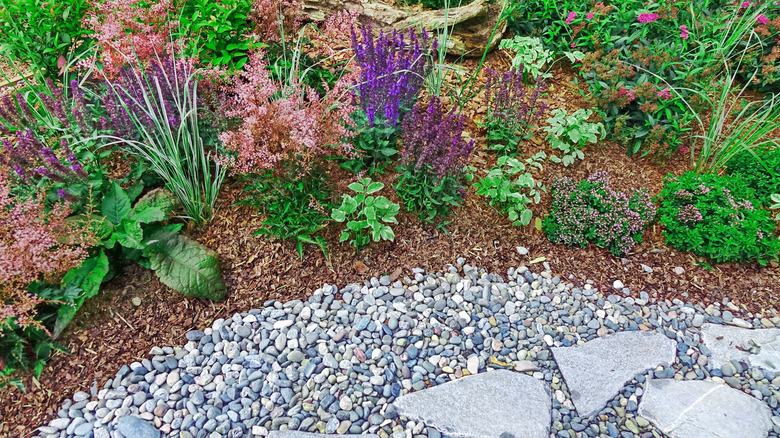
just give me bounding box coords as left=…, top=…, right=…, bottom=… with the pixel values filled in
left=100, top=54, right=226, bottom=226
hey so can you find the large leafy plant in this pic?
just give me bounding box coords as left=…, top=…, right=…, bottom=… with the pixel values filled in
left=474, top=153, right=546, bottom=226
left=544, top=108, right=605, bottom=166
left=657, top=172, right=780, bottom=265
left=331, top=178, right=399, bottom=254
left=92, top=183, right=227, bottom=300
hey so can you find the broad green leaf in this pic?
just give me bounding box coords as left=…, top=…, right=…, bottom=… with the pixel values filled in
left=56, top=251, right=109, bottom=338
left=144, top=232, right=226, bottom=301
left=348, top=181, right=365, bottom=193
left=116, top=219, right=145, bottom=249
left=342, top=195, right=358, bottom=214
left=331, top=208, right=346, bottom=222
left=134, top=188, right=180, bottom=215
left=102, top=182, right=131, bottom=225
left=366, top=182, right=384, bottom=194
left=379, top=226, right=395, bottom=241
left=129, top=206, right=166, bottom=224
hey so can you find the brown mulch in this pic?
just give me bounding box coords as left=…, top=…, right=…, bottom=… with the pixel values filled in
left=2, top=54, right=780, bottom=437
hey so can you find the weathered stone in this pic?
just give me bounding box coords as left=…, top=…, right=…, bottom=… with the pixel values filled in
left=551, top=331, right=676, bottom=417
left=701, top=323, right=780, bottom=372
left=638, top=379, right=773, bottom=438
left=116, top=416, right=160, bottom=438
left=268, top=433, right=379, bottom=438
left=393, top=370, right=550, bottom=438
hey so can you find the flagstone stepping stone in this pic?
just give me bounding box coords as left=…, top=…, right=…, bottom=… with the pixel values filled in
left=268, top=433, right=380, bottom=438
left=551, top=331, right=676, bottom=418
left=638, top=379, right=772, bottom=438
left=392, top=369, right=550, bottom=438
left=701, top=323, right=780, bottom=372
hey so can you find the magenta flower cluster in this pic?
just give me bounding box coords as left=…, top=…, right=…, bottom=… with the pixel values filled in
left=638, top=12, right=659, bottom=23
left=350, top=25, right=436, bottom=127
left=543, top=171, right=657, bottom=256
left=399, top=96, right=474, bottom=179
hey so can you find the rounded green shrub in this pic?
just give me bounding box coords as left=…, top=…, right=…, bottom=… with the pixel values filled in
left=657, top=172, right=780, bottom=265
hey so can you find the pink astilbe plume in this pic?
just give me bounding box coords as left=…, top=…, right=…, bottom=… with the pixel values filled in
left=82, top=0, right=178, bottom=78
left=250, top=0, right=304, bottom=43
left=217, top=52, right=356, bottom=176
left=0, top=173, right=96, bottom=332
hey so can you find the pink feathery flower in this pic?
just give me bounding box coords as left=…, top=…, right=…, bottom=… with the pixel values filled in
left=638, top=12, right=659, bottom=23
left=740, top=1, right=751, bottom=9
left=565, top=11, right=577, bottom=24
left=757, top=14, right=769, bottom=24
left=586, top=12, right=595, bottom=20
left=657, top=88, right=672, bottom=100
left=679, top=25, right=689, bottom=40
left=571, top=42, right=576, bottom=48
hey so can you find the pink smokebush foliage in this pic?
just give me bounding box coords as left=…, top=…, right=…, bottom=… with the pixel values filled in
left=82, top=0, right=178, bottom=77
left=0, top=173, right=95, bottom=331
left=216, top=52, right=357, bottom=176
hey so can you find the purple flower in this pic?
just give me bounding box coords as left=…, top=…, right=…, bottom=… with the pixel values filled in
left=399, top=96, right=474, bottom=179
left=351, top=24, right=436, bottom=127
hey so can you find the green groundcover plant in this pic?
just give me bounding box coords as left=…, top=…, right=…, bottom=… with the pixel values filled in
left=725, top=145, right=780, bottom=206
left=236, top=166, right=332, bottom=259
left=544, top=108, right=605, bottom=166
left=657, top=172, right=780, bottom=265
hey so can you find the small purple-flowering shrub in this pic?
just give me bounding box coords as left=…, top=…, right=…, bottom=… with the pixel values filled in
left=657, top=172, right=780, bottom=264
left=0, top=79, right=97, bottom=136
left=342, top=25, right=436, bottom=174
left=350, top=24, right=436, bottom=127
left=482, top=66, right=547, bottom=153
left=394, top=96, right=475, bottom=226
left=543, top=171, right=657, bottom=256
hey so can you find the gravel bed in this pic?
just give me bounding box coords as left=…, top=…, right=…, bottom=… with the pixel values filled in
left=34, top=258, right=780, bottom=438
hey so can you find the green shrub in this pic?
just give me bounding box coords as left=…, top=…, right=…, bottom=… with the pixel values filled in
left=236, top=167, right=332, bottom=259
left=0, top=0, right=91, bottom=78
left=179, top=0, right=256, bottom=69
left=474, top=153, right=546, bottom=226
left=657, top=172, right=780, bottom=264
left=331, top=178, right=399, bottom=253
left=394, top=167, right=469, bottom=229
left=544, top=108, right=604, bottom=166
left=543, top=171, right=656, bottom=256
left=725, top=146, right=780, bottom=207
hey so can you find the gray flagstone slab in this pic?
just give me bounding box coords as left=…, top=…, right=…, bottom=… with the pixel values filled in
left=638, top=379, right=772, bottom=438
left=701, top=323, right=780, bottom=372
left=392, top=369, right=550, bottom=438
left=551, top=331, right=676, bottom=417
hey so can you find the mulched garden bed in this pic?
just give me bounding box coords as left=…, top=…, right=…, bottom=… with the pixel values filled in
left=1, top=55, right=778, bottom=438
